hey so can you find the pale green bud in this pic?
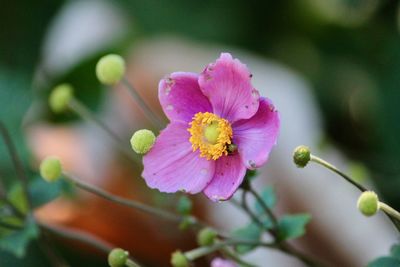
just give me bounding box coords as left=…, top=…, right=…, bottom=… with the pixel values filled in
left=108, top=248, right=129, bottom=267
left=171, top=251, right=189, bottom=267
left=49, top=84, right=74, bottom=113
left=40, top=156, right=62, bottom=182
left=197, top=227, right=217, bottom=246
left=357, top=191, right=379, bottom=217
left=130, top=129, right=156, bottom=154
left=96, top=54, right=125, bottom=85
left=293, top=145, right=311, bottom=168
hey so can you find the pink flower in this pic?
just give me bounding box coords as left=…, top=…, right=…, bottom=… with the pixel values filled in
left=210, top=258, right=237, bottom=267
left=142, top=53, right=280, bottom=201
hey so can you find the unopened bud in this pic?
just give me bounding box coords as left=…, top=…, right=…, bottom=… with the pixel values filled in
left=49, top=84, right=74, bottom=113
left=40, top=156, right=62, bottom=182
left=293, top=145, right=311, bottom=168
left=130, top=129, right=156, bottom=154
left=108, top=248, right=129, bottom=267
left=357, top=191, right=379, bottom=217
left=197, top=227, right=217, bottom=246
left=171, top=251, right=189, bottom=267
left=96, top=54, right=125, bottom=85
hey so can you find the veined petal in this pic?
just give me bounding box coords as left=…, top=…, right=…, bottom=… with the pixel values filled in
left=232, top=98, right=280, bottom=169
left=198, top=53, right=259, bottom=123
left=142, top=122, right=215, bottom=193
left=203, top=153, right=246, bottom=201
left=159, top=72, right=212, bottom=123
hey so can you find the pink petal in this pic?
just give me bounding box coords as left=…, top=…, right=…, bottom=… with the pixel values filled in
left=203, top=153, right=246, bottom=201
left=198, top=53, right=259, bottom=123
left=211, top=258, right=237, bottom=267
left=142, top=122, right=215, bottom=193
left=159, top=72, right=212, bottom=123
left=232, top=98, right=280, bottom=169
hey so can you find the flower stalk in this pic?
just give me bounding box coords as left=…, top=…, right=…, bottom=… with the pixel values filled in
left=122, top=78, right=164, bottom=129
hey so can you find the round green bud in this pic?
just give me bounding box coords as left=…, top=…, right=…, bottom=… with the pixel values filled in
left=171, top=251, right=189, bottom=267
left=293, top=145, right=311, bottom=168
left=357, top=191, right=379, bottom=217
left=130, top=129, right=156, bottom=154
left=96, top=54, right=125, bottom=85
left=40, top=156, right=62, bottom=182
left=49, top=84, right=74, bottom=113
left=108, top=248, right=129, bottom=267
left=197, top=227, right=217, bottom=246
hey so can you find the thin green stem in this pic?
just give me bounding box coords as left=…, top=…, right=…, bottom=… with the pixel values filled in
left=122, top=78, right=164, bottom=129
left=63, top=172, right=185, bottom=224
left=221, top=247, right=258, bottom=267
left=0, top=121, right=32, bottom=210
left=310, top=154, right=400, bottom=232
left=279, top=243, right=325, bottom=267
left=380, top=202, right=400, bottom=222
left=248, top=184, right=278, bottom=229
left=39, top=222, right=143, bottom=267
left=39, top=221, right=112, bottom=254
left=240, top=189, right=268, bottom=232
left=126, top=259, right=142, bottom=267
left=68, top=99, right=140, bottom=165
left=310, top=155, right=367, bottom=192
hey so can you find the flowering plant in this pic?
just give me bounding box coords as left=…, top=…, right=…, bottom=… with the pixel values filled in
left=1, top=52, right=400, bottom=267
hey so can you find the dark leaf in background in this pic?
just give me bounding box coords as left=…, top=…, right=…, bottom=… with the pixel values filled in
left=231, top=222, right=262, bottom=254
left=278, top=213, right=311, bottom=241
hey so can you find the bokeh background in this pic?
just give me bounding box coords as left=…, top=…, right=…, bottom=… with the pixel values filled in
left=1, top=0, right=400, bottom=266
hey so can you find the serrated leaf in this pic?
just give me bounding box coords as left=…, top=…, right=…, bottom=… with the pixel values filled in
left=254, top=186, right=276, bottom=214
left=278, top=213, right=311, bottom=241
left=390, top=244, right=400, bottom=260
left=0, top=215, right=39, bottom=257
left=368, top=257, right=400, bottom=267
left=231, top=223, right=262, bottom=254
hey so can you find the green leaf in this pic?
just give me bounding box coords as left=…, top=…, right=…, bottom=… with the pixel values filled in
left=0, top=215, right=39, bottom=257
left=368, top=257, right=400, bottom=267
left=278, top=213, right=311, bottom=241
left=390, top=244, right=400, bottom=260
left=7, top=183, right=28, bottom=215
left=231, top=223, right=262, bottom=254
left=29, top=176, right=66, bottom=209
left=254, top=186, right=276, bottom=214
left=176, top=195, right=192, bottom=215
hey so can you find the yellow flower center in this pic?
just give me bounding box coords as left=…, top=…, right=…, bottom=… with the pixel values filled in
left=188, top=112, right=233, bottom=160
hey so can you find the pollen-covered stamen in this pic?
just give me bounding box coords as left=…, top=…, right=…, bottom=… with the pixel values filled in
left=188, top=112, right=233, bottom=160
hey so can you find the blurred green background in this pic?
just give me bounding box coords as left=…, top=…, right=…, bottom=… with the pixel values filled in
left=1, top=0, right=400, bottom=266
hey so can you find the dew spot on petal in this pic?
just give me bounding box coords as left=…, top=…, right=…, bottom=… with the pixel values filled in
left=165, top=87, right=171, bottom=95
left=200, top=168, right=208, bottom=175
left=166, top=105, right=174, bottom=111
left=248, top=160, right=256, bottom=168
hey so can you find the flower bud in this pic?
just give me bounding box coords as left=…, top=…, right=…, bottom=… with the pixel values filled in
left=130, top=129, right=156, bottom=154
left=171, top=251, right=189, bottom=267
left=108, top=248, right=129, bottom=267
left=40, top=156, right=62, bottom=182
left=357, top=191, right=379, bottom=217
left=49, top=84, right=74, bottom=113
left=293, top=145, right=311, bottom=168
left=197, top=227, right=217, bottom=246
left=96, top=54, right=125, bottom=85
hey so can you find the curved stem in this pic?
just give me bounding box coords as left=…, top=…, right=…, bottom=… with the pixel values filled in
left=221, top=247, right=258, bottom=267
left=121, top=78, right=164, bottom=130
left=63, top=172, right=182, bottom=223
left=248, top=184, right=278, bottom=228
left=279, top=243, right=325, bottom=267
left=310, top=154, right=400, bottom=232
left=310, top=155, right=367, bottom=192
left=68, top=99, right=140, bottom=166
left=380, top=202, right=400, bottom=222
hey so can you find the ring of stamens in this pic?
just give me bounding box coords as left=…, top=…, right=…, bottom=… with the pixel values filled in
left=188, top=112, right=233, bottom=160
